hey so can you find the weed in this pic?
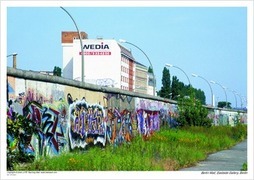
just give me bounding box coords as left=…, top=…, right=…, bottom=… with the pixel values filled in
left=241, top=162, right=247, bottom=171
left=15, top=125, right=247, bottom=171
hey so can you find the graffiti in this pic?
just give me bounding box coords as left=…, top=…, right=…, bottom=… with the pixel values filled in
left=6, top=75, right=247, bottom=163
left=239, top=113, right=247, bottom=124
left=67, top=94, right=106, bottom=149
left=136, top=109, right=160, bottom=138
left=206, top=110, right=247, bottom=126
left=23, top=101, right=68, bottom=156
left=9, top=89, right=54, bottom=107
left=105, top=93, right=133, bottom=104
left=107, top=108, right=134, bottom=146
left=7, top=92, right=24, bottom=106
left=7, top=97, right=68, bottom=157
left=25, top=89, right=53, bottom=105
left=207, top=110, right=220, bottom=125
left=67, top=92, right=136, bottom=149
left=159, top=108, right=178, bottom=128
left=96, top=78, right=116, bottom=87
left=135, top=98, right=167, bottom=111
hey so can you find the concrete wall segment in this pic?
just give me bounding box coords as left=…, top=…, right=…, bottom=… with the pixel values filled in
left=7, top=67, right=177, bottom=103
left=6, top=67, right=247, bottom=159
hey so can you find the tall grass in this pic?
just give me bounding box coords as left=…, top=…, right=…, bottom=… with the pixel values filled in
left=15, top=124, right=247, bottom=171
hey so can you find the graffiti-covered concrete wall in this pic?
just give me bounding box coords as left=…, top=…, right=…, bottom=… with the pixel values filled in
left=6, top=68, right=247, bottom=158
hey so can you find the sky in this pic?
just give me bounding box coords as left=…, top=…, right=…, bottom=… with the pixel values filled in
left=1, top=1, right=254, bottom=179
left=4, top=1, right=250, bottom=107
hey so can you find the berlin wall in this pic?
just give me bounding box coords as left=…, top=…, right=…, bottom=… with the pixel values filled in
left=6, top=67, right=247, bottom=158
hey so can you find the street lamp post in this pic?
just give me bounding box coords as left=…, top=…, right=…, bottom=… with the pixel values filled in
left=7, top=53, right=17, bottom=68
left=210, top=81, right=228, bottom=108
left=242, top=96, right=247, bottom=108
left=228, top=89, right=238, bottom=108
left=60, top=6, right=84, bottom=82
left=192, top=73, right=214, bottom=106
left=165, top=64, right=191, bottom=86
left=119, top=39, right=156, bottom=96
left=235, top=93, right=243, bottom=109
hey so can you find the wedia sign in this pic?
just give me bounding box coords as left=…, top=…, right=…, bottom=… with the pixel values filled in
left=79, top=42, right=111, bottom=55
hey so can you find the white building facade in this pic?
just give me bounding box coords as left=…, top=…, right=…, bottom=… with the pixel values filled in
left=62, top=36, right=135, bottom=91
left=62, top=31, right=155, bottom=95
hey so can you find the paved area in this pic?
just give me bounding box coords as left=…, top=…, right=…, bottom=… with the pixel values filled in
left=180, top=140, right=247, bottom=171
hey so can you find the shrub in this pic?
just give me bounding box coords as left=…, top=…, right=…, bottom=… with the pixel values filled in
left=177, top=94, right=212, bottom=127
left=7, top=111, right=37, bottom=170
left=231, top=124, right=247, bottom=141
left=241, top=162, right=247, bottom=171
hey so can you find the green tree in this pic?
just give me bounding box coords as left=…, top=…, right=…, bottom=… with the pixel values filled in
left=171, top=76, right=186, bottom=100
left=171, top=76, right=180, bottom=100
left=171, top=76, right=196, bottom=101
left=158, top=67, right=206, bottom=103
left=53, top=66, right=62, bottom=77
left=193, top=88, right=206, bottom=105
left=157, top=67, right=171, bottom=98
left=218, top=101, right=231, bottom=108
left=177, top=94, right=212, bottom=127
left=148, top=66, right=153, bottom=73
